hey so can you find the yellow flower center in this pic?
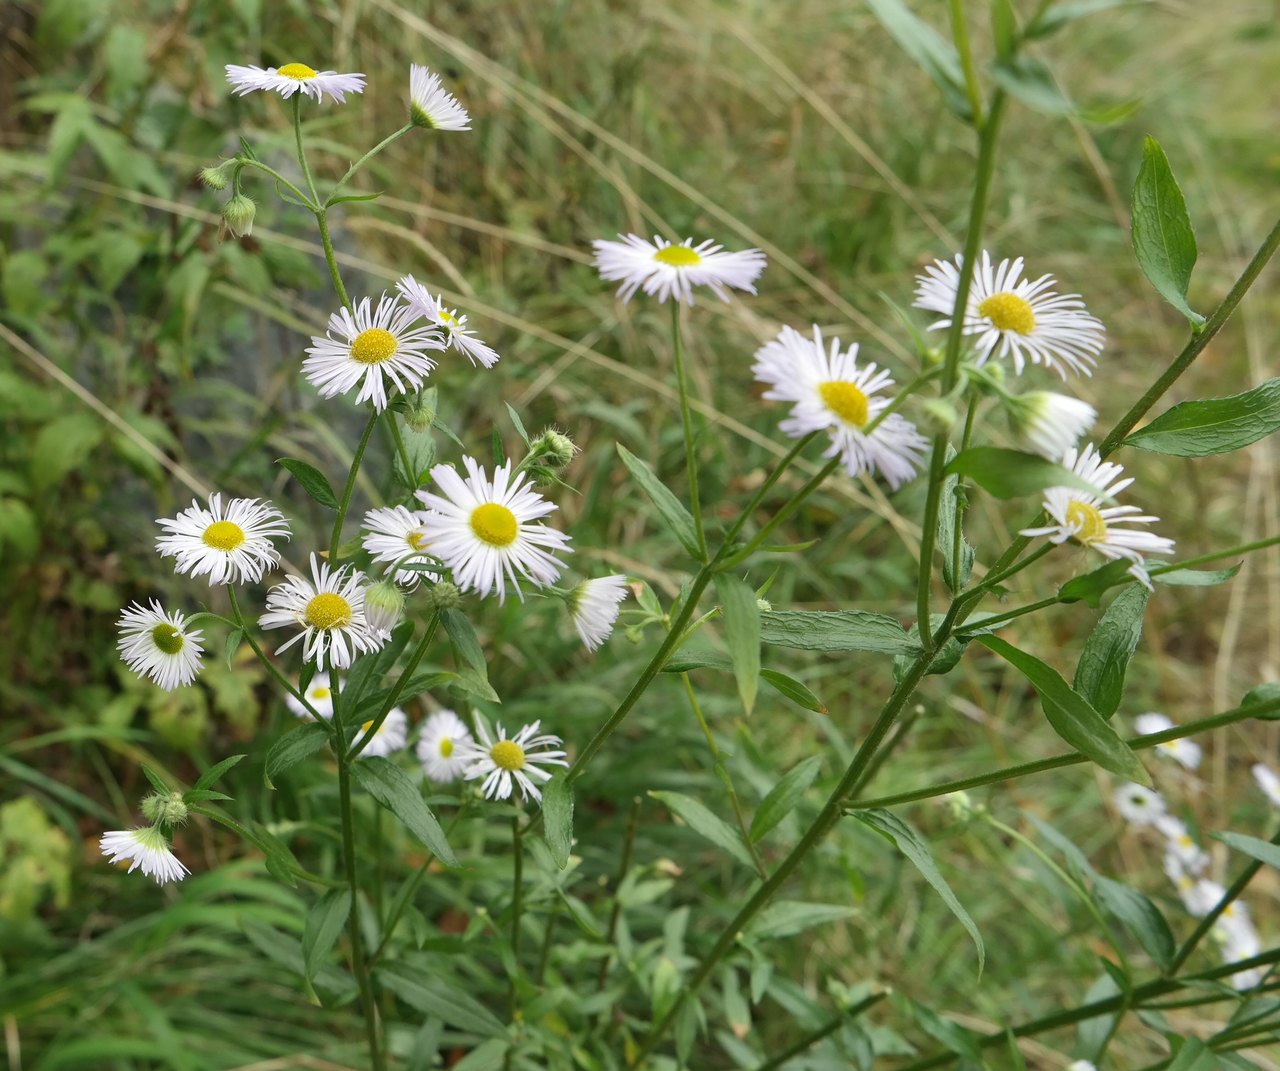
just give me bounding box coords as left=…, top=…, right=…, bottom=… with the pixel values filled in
left=350, top=328, right=398, bottom=365
left=490, top=739, right=525, bottom=771
left=818, top=380, right=870, bottom=428
left=278, top=63, right=318, bottom=81
left=470, top=503, right=518, bottom=547
left=202, top=519, right=246, bottom=551
left=310, top=687, right=331, bottom=701
left=304, top=592, right=352, bottom=630
left=405, top=530, right=428, bottom=552
left=653, top=245, right=702, bottom=267
left=361, top=719, right=375, bottom=734
left=977, top=291, right=1037, bottom=335
left=1065, top=500, right=1108, bottom=544
left=438, top=309, right=459, bottom=328
left=150, top=623, right=185, bottom=655
left=1177, top=835, right=1193, bottom=849
left=439, top=737, right=454, bottom=758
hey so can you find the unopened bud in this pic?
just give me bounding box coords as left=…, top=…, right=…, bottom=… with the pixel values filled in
left=222, top=194, right=256, bottom=238
left=756, top=598, right=772, bottom=612
left=427, top=581, right=462, bottom=611
left=142, top=792, right=189, bottom=827
left=365, top=580, right=405, bottom=633
left=531, top=428, right=576, bottom=469
left=403, top=387, right=438, bottom=433
left=199, top=164, right=230, bottom=190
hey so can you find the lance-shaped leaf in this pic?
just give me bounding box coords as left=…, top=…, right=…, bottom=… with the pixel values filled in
left=760, top=610, right=918, bottom=655
left=350, top=757, right=457, bottom=867
left=542, top=774, right=574, bottom=869
left=946, top=447, right=1104, bottom=500
left=715, top=574, right=761, bottom=715
left=1131, top=136, right=1203, bottom=325
left=276, top=457, right=339, bottom=510
left=1125, top=378, right=1280, bottom=457
left=302, top=888, right=351, bottom=982
left=1073, top=583, right=1150, bottom=719
left=264, top=722, right=330, bottom=787
left=865, top=0, right=971, bottom=119
left=649, top=790, right=753, bottom=868
left=616, top=443, right=701, bottom=559
left=938, top=446, right=974, bottom=592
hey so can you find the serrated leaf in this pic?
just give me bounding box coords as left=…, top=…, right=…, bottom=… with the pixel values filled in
left=715, top=574, right=760, bottom=715
left=750, top=756, right=821, bottom=842
left=760, top=610, right=918, bottom=655
left=264, top=722, right=330, bottom=787
left=302, top=889, right=351, bottom=981
left=1125, top=378, right=1280, bottom=457
left=1212, top=831, right=1280, bottom=871
left=616, top=443, right=701, bottom=559
left=1073, top=584, right=1150, bottom=718
left=649, top=790, right=753, bottom=867
left=946, top=446, right=1105, bottom=499
left=276, top=457, right=339, bottom=509
left=1131, top=136, right=1203, bottom=325
left=543, top=775, right=574, bottom=869
left=193, top=754, right=245, bottom=792
left=746, top=900, right=857, bottom=940
left=853, top=809, right=984, bottom=974
left=760, top=669, right=827, bottom=714
left=865, top=0, right=971, bottom=119
left=978, top=635, right=1148, bottom=782
left=377, top=960, right=506, bottom=1037
left=350, top=757, right=457, bottom=867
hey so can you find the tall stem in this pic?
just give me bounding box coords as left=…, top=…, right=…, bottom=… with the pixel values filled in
left=338, top=757, right=385, bottom=1071
left=671, top=303, right=708, bottom=561
left=292, top=94, right=352, bottom=309
left=509, top=814, right=525, bottom=1021
left=330, top=410, right=380, bottom=563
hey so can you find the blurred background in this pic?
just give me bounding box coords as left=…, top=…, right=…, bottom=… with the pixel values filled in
left=1, top=0, right=1278, bottom=1067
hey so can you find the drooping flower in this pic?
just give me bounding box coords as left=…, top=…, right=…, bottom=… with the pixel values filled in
left=1003, top=390, right=1097, bottom=460
left=1113, top=782, right=1166, bottom=826
left=117, top=601, right=204, bottom=690
left=408, top=64, right=471, bottom=131
left=1021, top=444, right=1175, bottom=589
left=156, top=494, right=290, bottom=586
left=417, top=709, right=474, bottom=782
left=752, top=325, right=928, bottom=490
left=592, top=233, right=766, bottom=306
left=569, top=575, right=629, bottom=652
left=416, top=457, right=571, bottom=603
left=913, top=251, right=1105, bottom=378
left=464, top=719, right=568, bottom=803
left=285, top=678, right=340, bottom=721
left=225, top=63, right=366, bottom=104
left=353, top=707, right=408, bottom=759
left=397, top=275, right=500, bottom=368
left=303, top=293, right=443, bottom=412
left=100, top=827, right=189, bottom=885
left=259, top=554, right=386, bottom=671
left=1134, top=712, right=1202, bottom=770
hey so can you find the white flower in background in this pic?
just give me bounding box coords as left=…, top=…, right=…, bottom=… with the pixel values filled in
left=1003, top=390, right=1097, bottom=460
left=396, top=275, right=500, bottom=368
left=464, top=719, right=568, bottom=803
left=1252, top=763, right=1280, bottom=809
left=408, top=64, right=471, bottom=131
left=913, top=251, right=1106, bottom=378
left=361, top=505, right=434, bottom=587
left=1113, top=782, right=1166, bottom=826
left=569, top=575, right=629, bottom=652
left=416, top=457, right=571, bottom=603
left=303, top=293, right=444, bottom=412
left=156, top=494, right=290, bottom=586
left=353, top=707, right=408, bottom=759
left=225, top=62, right=366, bottom=104
left=117, top=601, right=204, bottom=691
left=417, top=709, right=474, bottom=782
left=1067, top=1062, right=1098, bottom=1071
left=1179, top=877, right=1227, bottom=917
left=753, top=325, right=928, bottom=490
left=1021, top=444, right=1175, bottom=589
left=100, top=827, right=189, bottom=884
left=1211, top=903, right=1262, bottom=987
left=1134, top=712, right=1201, bottom=770
left=592, top=233, right=766, bottom=306
left=259, top=554, right=386, bottom=671
left=286, top=678, right=340, bottom=721
left=1155, top=815, right=1210, bottom=876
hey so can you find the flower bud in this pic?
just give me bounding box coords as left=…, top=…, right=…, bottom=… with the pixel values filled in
left=1004, top=390, right=1096, bottom=461
left=403, top=387, right=438, bottom=433
left=364, top=580, right=405, bottom=633
left=756, top=598, right=772, bottom=612
left=531, top=429, right=576, bottom=469
left=427, top=580, right=462, bottom=611
left=199, top=164, right=230, bottom=191
left=141, top=792, right=189, bottom=827
left=222, top=194, right=256, bottom=239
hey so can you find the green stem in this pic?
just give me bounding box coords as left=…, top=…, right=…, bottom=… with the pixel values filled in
left=226, top=588, right=329, bottom=728
left=671, top=302, right=708, bottom=561
left=948, top=0, right=985, bottom=128
left=956, top=595, right=1060, bottom=634
left=338, top=757, right=385, bottom=1071
left=329, top=124, right=414, bottom=202
left=752, top=991, right=887, bottom=1071
left=329, top=410, right=380, bottom=563
left=718, top=458, right=840, bottom=572
left=863, top=365, right=945, bottom=435
left=234, top=158, right=315, bottom=209
left=1151, top=532, right=1280, bottom=575
left=720, top=432, right=820, bottom=548
left=292, top=95, right=321, bottom=205
left=292, top=94, right=352, bottom=309
left=510, top=814, right=524, bottom=1019
left=386, top=410, right=417, bottom=487
left=347, top=612, right=440, bottom=760
left=315, top=210, right=352, bottom=310
left=948, top=397, right=979, bottom=587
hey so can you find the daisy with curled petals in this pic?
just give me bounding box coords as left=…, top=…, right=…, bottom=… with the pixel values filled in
left=1021, top=444, right=1175, bottom=589
left=416, top=457, right=572, bottom=603
left=156, top=493, right=290, bottom=586
left=397, top=275, right=500, bottom=368
left=417, top=709, right=473, bottom=782
left=259, top=554, right=386, bottom=671
left=286, top=678, right=340, bottom=721
left=464, top=719, right=568, bottom=803
left=409, top=64, right=471, bottom=131
left=100, top=827, right=189, bottom=884
left=913, top=251, right=1105, bottom=378
left=352, top=707, right=408, bottom=759
left=117, top=601, right=204, bottom=690
left=1134, top=712, right=1201, bottom=770
left=752, top=325, right=928, bottom=490
left=303, top=293, right=443, bottom=412
left=362, top=505, right=433, bottom=586
left=225, top=62, right=366, bottom=104
left=569, top=575, right=629, bottom=652
left=592, top=234, right=767, bottom=306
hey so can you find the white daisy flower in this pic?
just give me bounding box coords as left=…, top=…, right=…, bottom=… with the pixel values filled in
left=464, top=719, right=568, bottom=803
left=117, top=601, right=204, bottom=691
left=1021, top=444, right=1175, bottom=589
left=100, top=827, right=189, bottom=884
left=1134, top=712, right=1202, bottom=770
left=1155, top=815, right=1210, bottom=876
left=416, top=457, right=572, bottom=603
left=416, top=709, right=473, bottom=782
left=225, top=62, right=366, bottom=104
left=303, top=293, right=444, bottom=412
left=354, top=707, right=408, bottom=759
left=592, top=233, right=767, bottom=306
left=156, top=494, right=290, bottom=586
left=259, top=554, right=386, bottom=671
left=1067, top=1063, right=1098, bottom=1071
left=1113, top=782, right=1166, bottom=826
left=286, top=678, right=340, bottom=721
left=569, top=575, right=629, bottom=652
left=361, top=505, right=434, bottom=587
left=1252, top=763, right=1280, bottom=809
left=408, top=64, right=471, bottom=131
left=396, top=275, right=500, bottom=368
left=1181, top=877, right=1228, bottom=917
left=913, top=251, right=1106, bottom=378
left=1003, top=390, right=1097, bottom=460
left=752, top=325, right=928, bottom=490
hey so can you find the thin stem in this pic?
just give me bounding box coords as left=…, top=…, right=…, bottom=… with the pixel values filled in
left=386, top=411, right=417, bottom=487
left=329, top=124, right=414, bottom=202
left=596, top=797, right=643, bottom=991
left=718, top=458, right=840, bottom=572
left=863, top=365, right=945, bottom=435
left=329, top=410, right=380, bottom=563
left=956, top=595, right=1060, bottom=634
left=948, top=397, right=979, bottom=588
left=291, top=95, right=321, bottom=205
left=720, top=432, right=819, bottom=549
left=292, top=94, right=353, bottom=309
left=226, top=588, right=328, bottom=727
left=948, top=0, right=985, bottom=128
left=671, top=303, right=708, bottom=561
left=1150, top=532, right=1280, bottom=575
left=509, top=814, right=525, bottom=1020
left=315, top=211, right=352, bottom=310
left=338, top=757, right=385, bottom=1071
left=234, top=158, right=314, bottom=208
left=348, top=612, right=440, bottom=760
left=752, top=991, right=887, bottom=1071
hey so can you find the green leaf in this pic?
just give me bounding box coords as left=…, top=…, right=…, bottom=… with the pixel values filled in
left=1125, top=378, right=1280, bottom=457
left=992, top=0, right=1018, bottom=59
left=1030, top=0, right=1134, bottom=39
left=663, top=646, right=731, bottom=673
left=350, top=758, right=457, bottom=867
left=264, top=722, right=330, bottom=788
left=450, top=1039, right=509, bottom=1071
left=616, top=443, right=702, bottom=559
left=750, top=756, right=822, bottom=843
left=938, top=448, right=974, bottom=592
left=715, top=574, right=761, bottom=715
left=946, top=446, right=1105, bottom=500
left=1073, top=584, right=1150, bottom=719
left=1131, top=136, right=1203, bottom=325
left=760, top=610, right=918, bottom=656
left=1167, top=1037, right=1217, bottom=1071
left=543, top=774, right=574, bottom=869
left=325, top=190, right=384, bottom=207
left=1154, top=565, right=1241, bottom=587
left=140, top=764, right=171, bottom=796
left=440, top=609, right=498, bottom=703
left=302, top=889, right=351, bottom=981
left=377, top=960, right=506, bottom=1037
left=865, top=0, right=971, bottom=119
left=760, top=669, right=828, bottom=714
left=505, top=402, right=531, bottom=445
left=853, top=809, right=985, bottom=974
left=1241, top=682, right=1280, bottom=719
left=31, top=412, right=103, bottom=492
left=1212, top=831, right=1280, bottom=871
left=1092, top=874, right=1175, bottom=969
left=224, top=629, right=242, bottom=670
left=192, top=754, right=245, bottom=792
left=746, top=900, right=857, bottom=941
left=276, top=457, right=339, bottom=510
left=649, top=790, right=753, bottom=868
left=992, top=57, right=1074, bottom=115
left=978, top=635, right=1148, bottom=782
left=1058, top=560, right=1134, bottom=606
